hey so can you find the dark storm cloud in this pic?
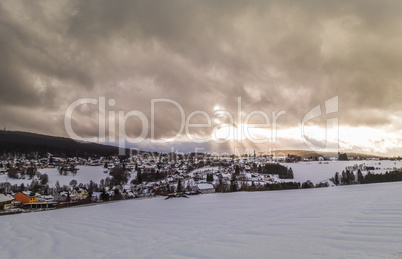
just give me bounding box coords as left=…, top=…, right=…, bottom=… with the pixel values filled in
left=0, top=0, right=401, bottom=153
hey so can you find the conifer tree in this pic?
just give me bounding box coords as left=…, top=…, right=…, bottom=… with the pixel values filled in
left=230, top=174, right=238, bottom=192
left=334, top=172, right=340, bottom=185
left=235, top=165, right=240, bottom=175
left=177, top=179, right=183, bottom=193
left=137, top=168, right=143, bottom=184
left=357, top=169, right=364, bottom=184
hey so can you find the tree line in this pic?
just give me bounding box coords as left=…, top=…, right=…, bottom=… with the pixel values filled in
left=331, top=169, right=402, bottom=185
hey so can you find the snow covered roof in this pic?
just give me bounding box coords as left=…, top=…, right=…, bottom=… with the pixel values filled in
left=0, top=193, right=14, bottom=202
left=197, top=183, right=214, bottom=190
left=59, top=191, right=69, bottom=196
left=92, top=192, right=102, bottom=198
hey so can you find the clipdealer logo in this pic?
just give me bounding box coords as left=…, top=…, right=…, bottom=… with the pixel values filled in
left=64, top=96, right=339, bottom=155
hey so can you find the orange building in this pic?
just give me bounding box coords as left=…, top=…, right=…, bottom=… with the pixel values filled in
left=13, top=192, right=37, bottom=204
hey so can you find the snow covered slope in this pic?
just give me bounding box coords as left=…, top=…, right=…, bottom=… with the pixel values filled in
left=1, top=182, right=402, bottom=258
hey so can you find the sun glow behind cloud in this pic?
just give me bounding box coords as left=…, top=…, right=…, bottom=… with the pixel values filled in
left=210, top=122, right=401, bottom=156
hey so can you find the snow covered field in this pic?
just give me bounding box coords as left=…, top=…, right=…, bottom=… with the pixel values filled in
left=1, top=182, right=402, bottom=258
left=0, top=165, right=136, bottom=187
left=281, top=160, right=402, bottom=183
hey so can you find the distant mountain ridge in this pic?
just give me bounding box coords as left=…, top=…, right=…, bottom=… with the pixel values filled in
left=0, top=130, right=386, bottom=159
left=258, top=149, right=385, bottom=159
left=0, top=130, right=122, bottom=158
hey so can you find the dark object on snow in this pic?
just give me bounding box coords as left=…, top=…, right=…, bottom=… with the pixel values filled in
left=165, top=193, right=189, bottom=200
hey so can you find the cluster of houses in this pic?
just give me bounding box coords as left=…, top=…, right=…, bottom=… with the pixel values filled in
left=3, top=151, right=393, bottom=213
left=0, top=152, right=291, bottom=174
left=0, top=156, right=116, bottom=172
left=0, top=187, right=122, bottom=212
left=0, top=152, right=294, bottom=212
left=0, top=192, right=54, bottom=211
left=0, top=191, right=57, bottom=211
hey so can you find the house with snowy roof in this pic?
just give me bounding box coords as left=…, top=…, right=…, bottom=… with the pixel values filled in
left=13, top=191, right=37, bottom=204
left=71, top=187, right=89, bottom=200
left=195, top=183, right=215, bottom=194
left=0, top=194, right=14, bottom=210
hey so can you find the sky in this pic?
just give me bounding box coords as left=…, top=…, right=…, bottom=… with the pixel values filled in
left=0, top=0, right=401, bottom=156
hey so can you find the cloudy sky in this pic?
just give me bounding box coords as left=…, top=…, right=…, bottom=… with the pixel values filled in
left=0, top=0, right=401, bottom=156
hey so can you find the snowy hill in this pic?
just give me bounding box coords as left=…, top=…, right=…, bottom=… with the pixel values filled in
left=0, top=130, right=121, bottom=157
left=1, top=182, right=402, bottom=258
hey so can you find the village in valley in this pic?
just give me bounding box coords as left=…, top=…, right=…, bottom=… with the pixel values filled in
left=1, top=150, right=401, bottom=215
